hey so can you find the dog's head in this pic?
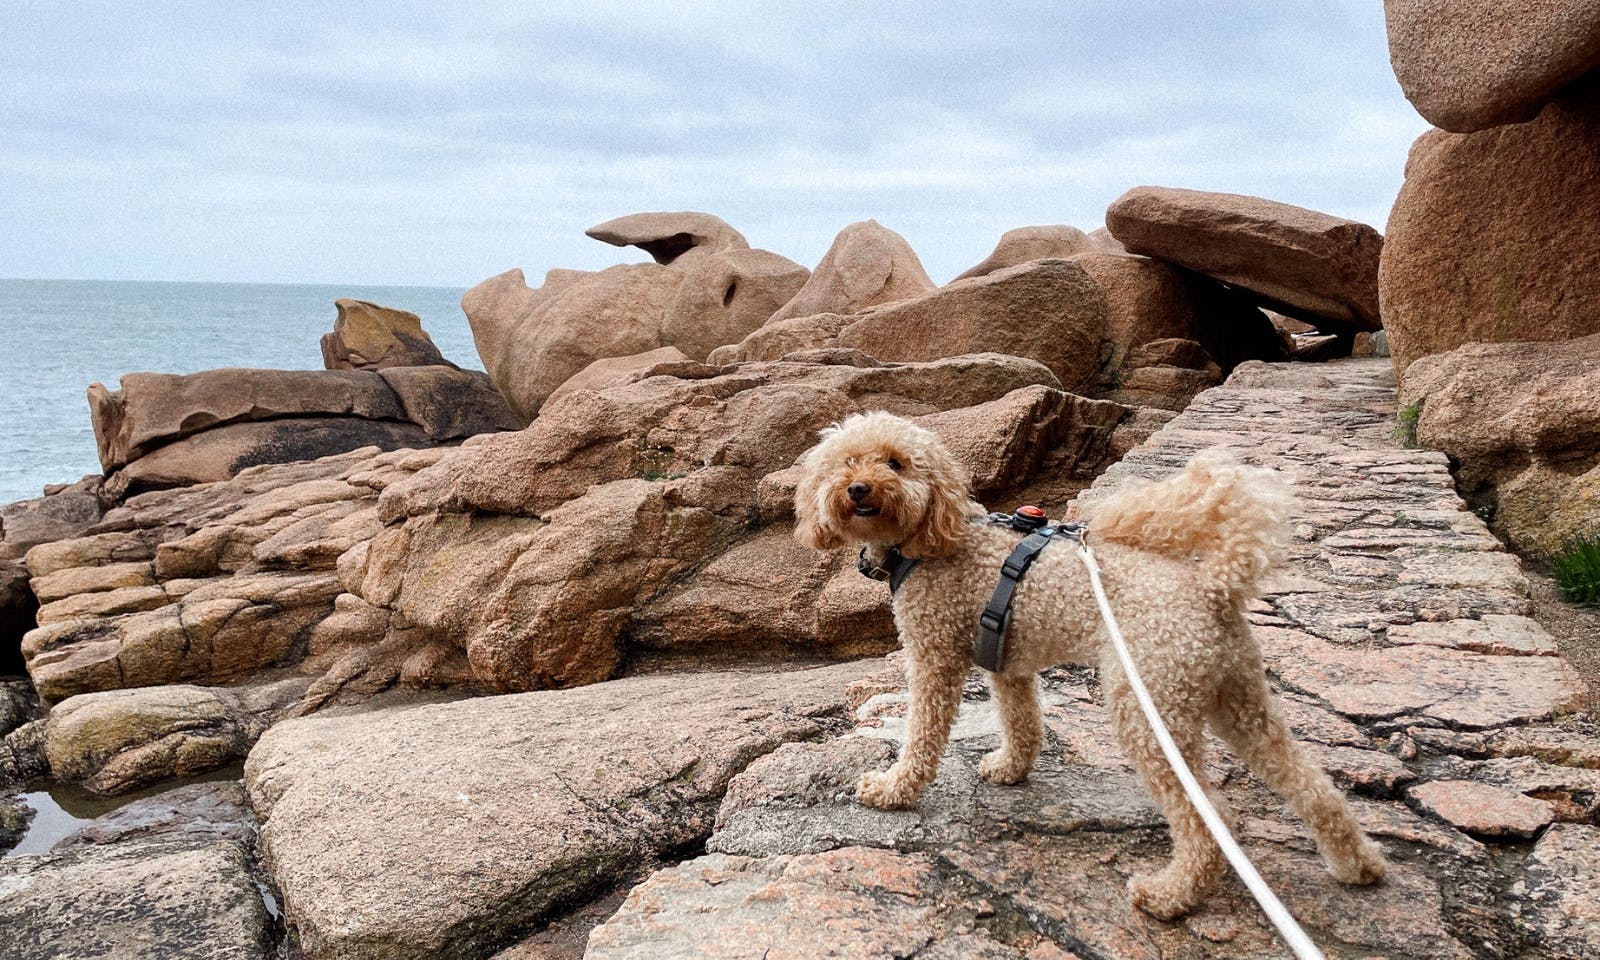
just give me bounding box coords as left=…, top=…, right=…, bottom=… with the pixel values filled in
left=792, top=411, right=973, bottom=559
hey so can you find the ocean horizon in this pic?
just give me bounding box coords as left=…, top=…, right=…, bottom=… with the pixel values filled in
left=0, top=277, right=481, bottom=505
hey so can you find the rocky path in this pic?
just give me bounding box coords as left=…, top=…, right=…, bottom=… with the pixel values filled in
left=584, top=359, right=1600, bottom=960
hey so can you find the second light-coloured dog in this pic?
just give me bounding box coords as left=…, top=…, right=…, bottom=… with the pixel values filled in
left=794, top=411, right=1386, bottom=918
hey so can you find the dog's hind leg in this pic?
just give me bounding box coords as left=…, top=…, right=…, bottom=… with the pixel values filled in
left=1108, top=672, right=1230, bottom=920
left=1209, top=668, right=1387, bottom=886
left=858, top=640, right=967, bottom=810
left=979, top=671, right=1043, bottom=785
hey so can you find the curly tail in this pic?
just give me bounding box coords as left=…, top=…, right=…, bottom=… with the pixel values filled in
left=1083, top=451, right=1293, bottom=602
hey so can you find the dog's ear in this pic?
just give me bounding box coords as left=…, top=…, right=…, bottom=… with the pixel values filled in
left=792, top=450, right=844, bottom=551
left=902, top=441, right=972, bottom=559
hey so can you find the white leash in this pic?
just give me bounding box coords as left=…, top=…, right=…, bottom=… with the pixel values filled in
left=1076, top=541, right=1327, bottom=960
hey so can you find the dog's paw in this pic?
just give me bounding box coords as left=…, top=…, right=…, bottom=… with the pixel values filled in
left=1127, top=873, right=1201, bottom=921
left=856, top=770, right=917, bottom=810
left=1328, top=838, right=1388, bottom=886
left=978, top=749, right=1030, bottom=785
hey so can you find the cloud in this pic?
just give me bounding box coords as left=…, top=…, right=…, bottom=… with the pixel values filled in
left=0, top=0, right=1428, bottom=285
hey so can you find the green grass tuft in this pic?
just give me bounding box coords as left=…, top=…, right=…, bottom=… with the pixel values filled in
left=1552, top=535, right=1600, bottom=605
left=1394, top=400, right=1423, bottom=449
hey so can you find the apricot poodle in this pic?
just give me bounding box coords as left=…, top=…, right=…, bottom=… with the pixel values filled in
left=794, top=411, right=1386, bottom=918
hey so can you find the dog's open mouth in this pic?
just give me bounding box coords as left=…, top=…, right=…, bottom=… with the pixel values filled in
left=852, top=505, right=881, bottom=518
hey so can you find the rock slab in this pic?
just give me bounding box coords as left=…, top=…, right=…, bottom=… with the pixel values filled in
left=1105, top=186, right=1383, bottom=331
left=244, top=662, right=875, bottom=960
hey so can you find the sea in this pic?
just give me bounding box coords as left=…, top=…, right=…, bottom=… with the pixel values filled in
left=0, top=279, right=481, bottom=506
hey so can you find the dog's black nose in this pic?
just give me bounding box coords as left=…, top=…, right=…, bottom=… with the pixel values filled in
left=847, top=482, right=871, bottom=502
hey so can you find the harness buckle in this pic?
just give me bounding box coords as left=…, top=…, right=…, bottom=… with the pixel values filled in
left=857, top=547, right=891, bottom=582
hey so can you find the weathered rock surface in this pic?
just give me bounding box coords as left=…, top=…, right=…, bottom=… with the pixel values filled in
left=715, top=259, right=1109, bottom=393
left=0, top=477, right=106, bottom=560
left=1517, top=824, right=1600, bottom=959
left=19, top=446, right=448, bottom=703
left=1399, top=333, right=1600, bottom=554
left=43, top=677, right=307, bottom=794
left=1407, top=779, right=1556, bottom=838
left=244, top=661, right=875, bottom=960
left=951, top=225, right=1094, bottom=281
left=359, top=352, right=1111, bottom=692
left=464, top=216, right=808, bottom=417
left=0, top=833, right=274, bottom=960
left=1380, top=87, right=1600, bottom=376
left=1105, top=186, right=1384, bottom=331
left=765, top=219, right=934, bottom=324
left=547, top=347, right=690, bottom=404
left=1384, top=0, right=1600, bottom=132
left=593, top=359, right=1599, bottom=959
left=321, top=298, right=449, bottom=370
left=88, top=365, right=520, bottom=496
left=585, top=210, right=748, bottom=264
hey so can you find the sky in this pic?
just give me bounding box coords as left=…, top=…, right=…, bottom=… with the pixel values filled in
left=0, top=1, right=1428, bottom=287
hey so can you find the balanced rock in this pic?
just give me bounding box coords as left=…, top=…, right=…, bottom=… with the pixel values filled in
left=1380, top=87, right=1600, bottom=376
left=765, top=220, right=935, bottom=324
left=1105, top=186, right=1383, bottom=331
left=320, top=298, right=448, bottom=370
left=716, top=259, right=1109, bottom=394
left=243, top=662, right=876, bottom=960
left=951, top=224, right=1094, bottom=281
left=585, top=210, right=748, bottom=264
left=1384, top=0, right=1600, bottom=132
left=464, top=218, right=808, bottom=418
left=1399, top=333, right=1600, bottom=554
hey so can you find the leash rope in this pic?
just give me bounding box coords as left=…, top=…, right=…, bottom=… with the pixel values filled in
left=1075, top=541, right=1327, bottom=960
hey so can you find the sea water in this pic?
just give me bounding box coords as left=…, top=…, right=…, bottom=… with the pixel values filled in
left=0, top=278, right=479, bottom=504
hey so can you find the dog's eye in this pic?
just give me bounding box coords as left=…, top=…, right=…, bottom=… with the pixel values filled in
left=887, top=458, right=902, bottom=472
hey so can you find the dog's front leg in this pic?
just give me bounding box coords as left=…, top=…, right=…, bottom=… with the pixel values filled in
left=858, top=640, right=966, bottom=810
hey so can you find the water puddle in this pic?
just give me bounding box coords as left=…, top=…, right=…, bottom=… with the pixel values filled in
left=4, top=763, right=246, bottom=859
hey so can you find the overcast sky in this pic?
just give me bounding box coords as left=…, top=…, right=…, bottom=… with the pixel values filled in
left=1, top=1, right=1426, bottom=287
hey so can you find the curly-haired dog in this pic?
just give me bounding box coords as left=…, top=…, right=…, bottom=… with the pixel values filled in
left=794, top=411, right=1387, bottom=918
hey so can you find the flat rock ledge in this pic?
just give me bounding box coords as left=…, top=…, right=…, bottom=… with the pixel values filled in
left=243, top=661, right=879, bottom=960
left=588, top=359, right=1600, bottom=960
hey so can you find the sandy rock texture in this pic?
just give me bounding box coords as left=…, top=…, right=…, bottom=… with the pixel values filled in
left=1105, top=186, right=1383, bottom=332
left=464, top=212, right=809, bottom=418
left=0, top=833, right=272, bottom=960
left=1380, top=85, right=1600, bottom=377
left=1399, top=332, right=1600, bottom=555
left=244, top=661, right=877, bottom=960
left=18, top=446, right=450, bottom=708
left=1384, top=0, right=1600, bottom=131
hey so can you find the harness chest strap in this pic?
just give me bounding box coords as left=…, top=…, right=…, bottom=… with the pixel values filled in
left=974, top=521, right=1083, bottom=672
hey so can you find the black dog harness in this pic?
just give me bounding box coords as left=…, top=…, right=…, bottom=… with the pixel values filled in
left=857, top=507, right=1086, bottom=673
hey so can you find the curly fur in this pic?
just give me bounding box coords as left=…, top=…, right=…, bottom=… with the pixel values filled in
left=795, top=412, right=1387, bottom=919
